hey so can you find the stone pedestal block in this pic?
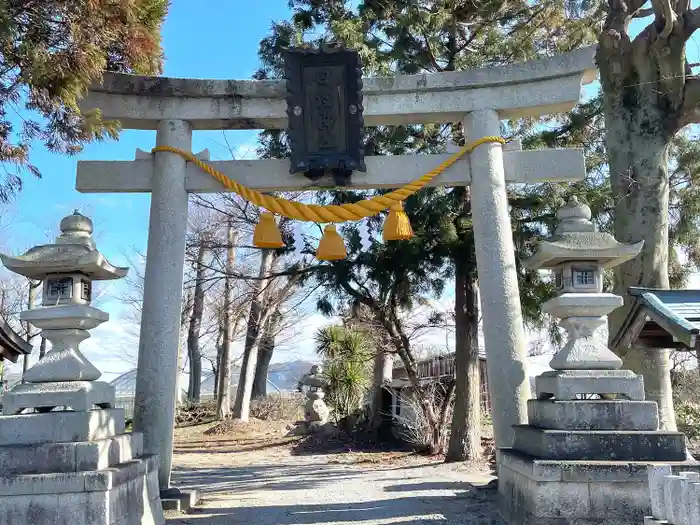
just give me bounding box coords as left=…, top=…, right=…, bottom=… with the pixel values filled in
left=0, top=433, right=142, bottom=475
left=527, top=399, right=659, bottom=430
left=0, top=409, right=124, bottom=446
left=512, top=425, right=686, bottom=461
left=2, top=381, right=115, bottom=415
left=535, top=370, right=644, bottom=401
left=498, top=449, right=700, bottom=525
left=0, top=409, right=164, bottom=525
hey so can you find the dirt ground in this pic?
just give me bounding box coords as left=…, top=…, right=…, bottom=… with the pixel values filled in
left=166, top=419, right=504, bottom=525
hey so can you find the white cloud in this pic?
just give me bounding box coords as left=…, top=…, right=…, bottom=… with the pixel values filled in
left=231, top=142, right=259, bottom=160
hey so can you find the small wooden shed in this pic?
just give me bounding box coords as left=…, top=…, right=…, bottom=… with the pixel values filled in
left=611, top=287, right=700, bottom=351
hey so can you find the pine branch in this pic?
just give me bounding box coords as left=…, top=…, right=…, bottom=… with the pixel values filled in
left=420, top=30, right=443, bottom=72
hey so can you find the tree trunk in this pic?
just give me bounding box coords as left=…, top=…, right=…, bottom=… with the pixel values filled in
left=22, top=280, right=41, bottom=381
left=369, top=350, right=393, bottom=435
left=446, top=267, right=481, bottom=462
left=177, top=292, right=191, bottom=406
left=252, top=309, right=282, bottom=399
left=338, top=281, right=443, bottom=450
left=376, top=309, right=441, bottom=449
left=217, top=224, right=239, bottom=420
left=598, top=27, right=681, bottom=431
left=38, top=337, right=47, bottom=359
left=213, top=315, right=224, bottom=399
left=186, top=241, right=207, bottom=403
left=232, top=248, right=274, bottom=421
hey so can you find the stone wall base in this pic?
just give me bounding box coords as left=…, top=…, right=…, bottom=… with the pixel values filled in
left=0, top=453, right=164, bottom=525
left=498, top=449, right=700, bottom=525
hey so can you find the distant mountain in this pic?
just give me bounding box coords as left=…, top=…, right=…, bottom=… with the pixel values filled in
left=200, top=359, right=316, bottom=395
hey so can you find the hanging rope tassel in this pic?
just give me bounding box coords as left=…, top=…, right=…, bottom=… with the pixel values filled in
left=253, top=212, right=285, bottom=249
left=316, top=225, right=346, bottom=261
left=383, top=202, right=414, bottom=241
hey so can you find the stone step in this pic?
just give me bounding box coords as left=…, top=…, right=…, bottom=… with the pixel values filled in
left=0, top=432, right=143, bottom=475
left=161, top=498, right=181, bottom=512
left=500, top=447, right=700, bottom=483
left=160, top=487, right=201, bottom=512
left=527, top=399, right=659, bottom=430
left=512, top=425, right=686, bottom=461
left=535, top=369, right=645, bottom=401
left=0, top=409, right=124, bottom=446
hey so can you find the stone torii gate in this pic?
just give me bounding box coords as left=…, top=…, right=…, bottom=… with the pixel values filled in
left=76, top=47, right=596, bottom=488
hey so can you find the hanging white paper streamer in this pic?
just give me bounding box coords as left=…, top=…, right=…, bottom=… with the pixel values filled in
left=292, top=222, right=306, bottom=256
left=358, top=219, right=372, bottom=251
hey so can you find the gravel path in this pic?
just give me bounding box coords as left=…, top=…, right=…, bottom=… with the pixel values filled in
left=166, top=451, right=505, bottom=525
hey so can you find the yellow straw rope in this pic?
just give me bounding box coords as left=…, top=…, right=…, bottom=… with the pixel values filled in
left=152, top=136, right=505, bottom=223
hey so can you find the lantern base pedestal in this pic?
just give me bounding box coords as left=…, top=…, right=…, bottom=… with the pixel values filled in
left=535, top=370, right=645, bottom=401
left=2, top=381, right=115, bottom=415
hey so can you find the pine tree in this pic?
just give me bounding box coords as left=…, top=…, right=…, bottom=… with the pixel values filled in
left=255, top=0, right=599, bottom=460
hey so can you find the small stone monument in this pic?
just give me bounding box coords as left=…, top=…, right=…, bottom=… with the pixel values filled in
left=0, top=212, right=164, bottom=525
left=300, top=365, right=330, bottom=426
left=498, top=197, right=696, bottom=525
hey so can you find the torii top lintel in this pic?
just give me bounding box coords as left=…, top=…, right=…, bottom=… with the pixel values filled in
left=79, top=47, right=597, bottom=131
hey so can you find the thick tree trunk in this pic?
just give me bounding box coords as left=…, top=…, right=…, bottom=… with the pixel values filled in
left=217, top=225, right=239, bottom=419
left=446, top=266, right=481, bottom=462
left=369, top=350, right=393, bottom=435
left=233, top=248, right=273, bottom=421
left=186, top=242, right=207, bottom=403
left=598, top=28, right=680, bottom=430
left=252, top=309, right=282, bottom=399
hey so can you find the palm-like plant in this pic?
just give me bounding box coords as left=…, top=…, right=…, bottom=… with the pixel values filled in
left=314, top=325, right=372, bottom=419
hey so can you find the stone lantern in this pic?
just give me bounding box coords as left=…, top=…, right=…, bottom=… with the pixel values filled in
left=0, top=210, right=128, bottom=414
left=523, top=196, right=643, bottom=372
left=499, top=197, right=690, bottom=525
left=299, top=365, right=330, bottom=427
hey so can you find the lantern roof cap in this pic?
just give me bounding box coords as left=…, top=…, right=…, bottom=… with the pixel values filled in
left=0, top=211, right=128, bottom=281
left=523, top=197, right=643, bottom=270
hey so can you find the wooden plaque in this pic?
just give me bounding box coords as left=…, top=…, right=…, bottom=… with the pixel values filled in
left=284, top=46, right=366, bottom=176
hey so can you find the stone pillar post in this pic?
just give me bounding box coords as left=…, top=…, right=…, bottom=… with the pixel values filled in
left=463, top=109, right=530, bottom=450
left=133, top=119, right=191, bottom=489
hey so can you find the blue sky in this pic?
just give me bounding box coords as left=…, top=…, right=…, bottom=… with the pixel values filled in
left=3, top=1, right=298, bottom=380
left=4, top=2, right=700, bottom=383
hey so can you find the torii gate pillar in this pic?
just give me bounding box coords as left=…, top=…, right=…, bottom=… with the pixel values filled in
left=133, top=119, right=191, bottom=490
left=77, top=47, right=597, bottom=488
left=465, top=109, right=531, bottom=452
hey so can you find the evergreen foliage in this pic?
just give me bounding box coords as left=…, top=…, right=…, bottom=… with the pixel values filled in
left=0, top=0, right=167, bottom=200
